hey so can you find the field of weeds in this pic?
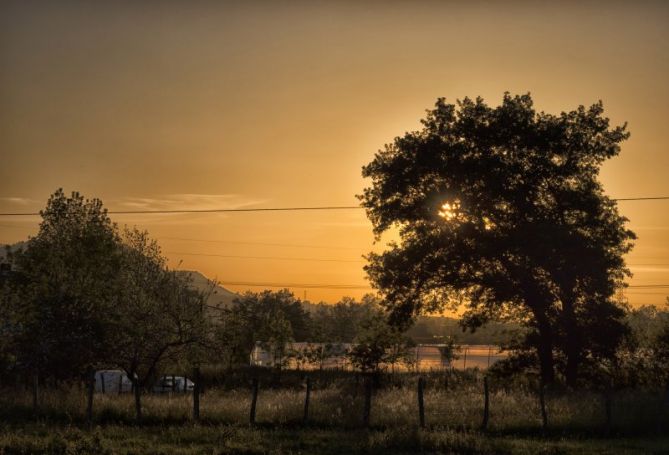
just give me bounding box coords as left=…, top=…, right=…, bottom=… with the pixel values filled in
left=0, top=373, right=667, bottom=454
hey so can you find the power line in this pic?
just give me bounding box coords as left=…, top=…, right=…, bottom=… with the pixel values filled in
left=207, top=281, right=668, bottom=292
left=215, top=280, right=372, bottom=290
left=629, top=264, right=669, bottom=267
left=0, top=196, right=668, bottom=217
left=166, top=251, right=365, bottom=263
left=159, top=236, right=364, bottom=250
left=626, top=284, right=669, bottom=288
left=0, top=205, right=361, bottom=216
left=614, top=197, right=669, bottom=201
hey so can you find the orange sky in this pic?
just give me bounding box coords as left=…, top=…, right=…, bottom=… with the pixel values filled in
left=1, top=1, right=668, bottom=307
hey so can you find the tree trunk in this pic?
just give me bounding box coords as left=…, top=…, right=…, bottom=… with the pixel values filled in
left=86, top=368, right=95, bottom=426
left=562, top=298, right=580, bottom=389
left=531, top=307, right=556, bottom=385
left=32, top=372, right=39, bottom=416
left=193, top=367, right=200, bottom=421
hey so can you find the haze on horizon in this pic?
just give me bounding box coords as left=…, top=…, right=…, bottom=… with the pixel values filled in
left=1, top=0, right=668, bottom=307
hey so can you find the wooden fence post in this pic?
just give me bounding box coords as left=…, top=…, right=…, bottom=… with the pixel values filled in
left=417, top=376, right=425, bottom=428
left=32, top=372, right=39, bottom=416
left=303, top=377, right=311, bottom=425
left=118, top=373, right=122, bottom=395
left=539, top=379, right=548, bottom=431
left=363, top=376, right=372, bottom=427
left=249, top=377, right=259, bottom=425
left=604, top=387, right=612, bottom=434
left=482, top=376, right=489, bottom=430
left=100, top=372, right=105, bottom=394
left=662, top=380, right=669, bottom=434
left=193, top=367, right=200, bottom=421
left=86, top=368, right=95, bottom=427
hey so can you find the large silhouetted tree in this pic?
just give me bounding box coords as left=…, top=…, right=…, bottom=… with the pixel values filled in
left=10, top=189, right=121, bottom=380
left=359, top=93, right=634, bottom=385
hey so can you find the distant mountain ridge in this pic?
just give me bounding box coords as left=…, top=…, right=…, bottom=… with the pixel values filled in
left=177, top=270, right=239, bottom=308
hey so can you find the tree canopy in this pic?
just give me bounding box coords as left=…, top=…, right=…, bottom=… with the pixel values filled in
left=1, top=190, right=209, bottom=418
left=359, top=93, right=635, bottom=385
left=9, top=189, right=122, bottom=379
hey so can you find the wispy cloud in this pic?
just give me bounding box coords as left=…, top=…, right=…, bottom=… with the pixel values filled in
left=0, top=197, right=37, bottom=205
left=108, top=194, right=270, bottom=226
left=115, top=194, right=269, bottom=211
left=631, top=226, right=669, bottom=231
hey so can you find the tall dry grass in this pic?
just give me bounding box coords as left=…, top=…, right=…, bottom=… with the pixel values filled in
left=1, top=379, right=666, bottom=435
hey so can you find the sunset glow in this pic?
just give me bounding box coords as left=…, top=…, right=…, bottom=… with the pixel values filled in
left=1, top=1, right=668, bottom=307
left=438, top=201, right=461, bottom=221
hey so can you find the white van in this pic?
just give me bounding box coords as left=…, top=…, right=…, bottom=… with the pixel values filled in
left=94, top=369, right=133, bottom=393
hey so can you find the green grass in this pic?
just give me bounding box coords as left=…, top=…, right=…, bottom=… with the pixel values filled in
left=0, top=379, right=667, bottom=454
left=0, top=424, right=667, bottom=454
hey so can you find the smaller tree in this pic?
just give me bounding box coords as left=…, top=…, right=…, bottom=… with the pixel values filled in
left=437, top=336, right=459, bottom=369
left=214, top=307, right=252, bottom=371
left=347, top=306, right=413, bottom=374
left=110, top=228, right=207, bottom=420
left=303, top=343, right=337, bottom=371
left=259, top=311, right=294, bottom=371
left=222, top=290, right=305, bottom=369
left=653, top=324, right=669, bottom=384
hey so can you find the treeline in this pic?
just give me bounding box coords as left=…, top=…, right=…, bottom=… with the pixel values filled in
left=0, top=190, right=426, bottom=411
left=1, top=189, right=668, bottom=407
left=212, top=291, right=420, bottom=373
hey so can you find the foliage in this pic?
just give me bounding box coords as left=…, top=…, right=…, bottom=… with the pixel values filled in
left=436, top=336, right=458, bottom=366
left=347, top=300, right=414, bottom=373
left=0, top=190, right=211, bottom=420
left=301, top=343, right=338, bottom=370
left=215, top=290, right=310, bottom=369
left=6, top=189, right=122, bottom=380
left=109, top=227, right=208, bottom=418
left=308, top=295, right=380, bottom=342
left=359, top=93, right=634, bottom=386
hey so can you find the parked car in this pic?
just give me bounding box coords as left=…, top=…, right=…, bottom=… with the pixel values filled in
left=152, top=375, right=194, bottom=393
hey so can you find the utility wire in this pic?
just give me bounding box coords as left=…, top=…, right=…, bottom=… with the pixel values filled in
left=1, top=196, right=668, bottom=216
left=167, top=251, right=365, bottom=263
left=214, top=280, right=371, bottom=290
left=626, top=284, right=669, bottom=288
left=159, top=236, right=364, bottom=250
left=0, top=205, right=361, bottom=216
left=614, top=197, right=669, bottom=201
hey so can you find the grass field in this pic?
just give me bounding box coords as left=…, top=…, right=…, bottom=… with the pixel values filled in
left=0, top=424, right=668, bottom=455
left=0, top=375, right=667, bottom=454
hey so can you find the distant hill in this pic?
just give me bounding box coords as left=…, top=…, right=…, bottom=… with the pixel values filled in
left=177, top=270, right=238, bottom=308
